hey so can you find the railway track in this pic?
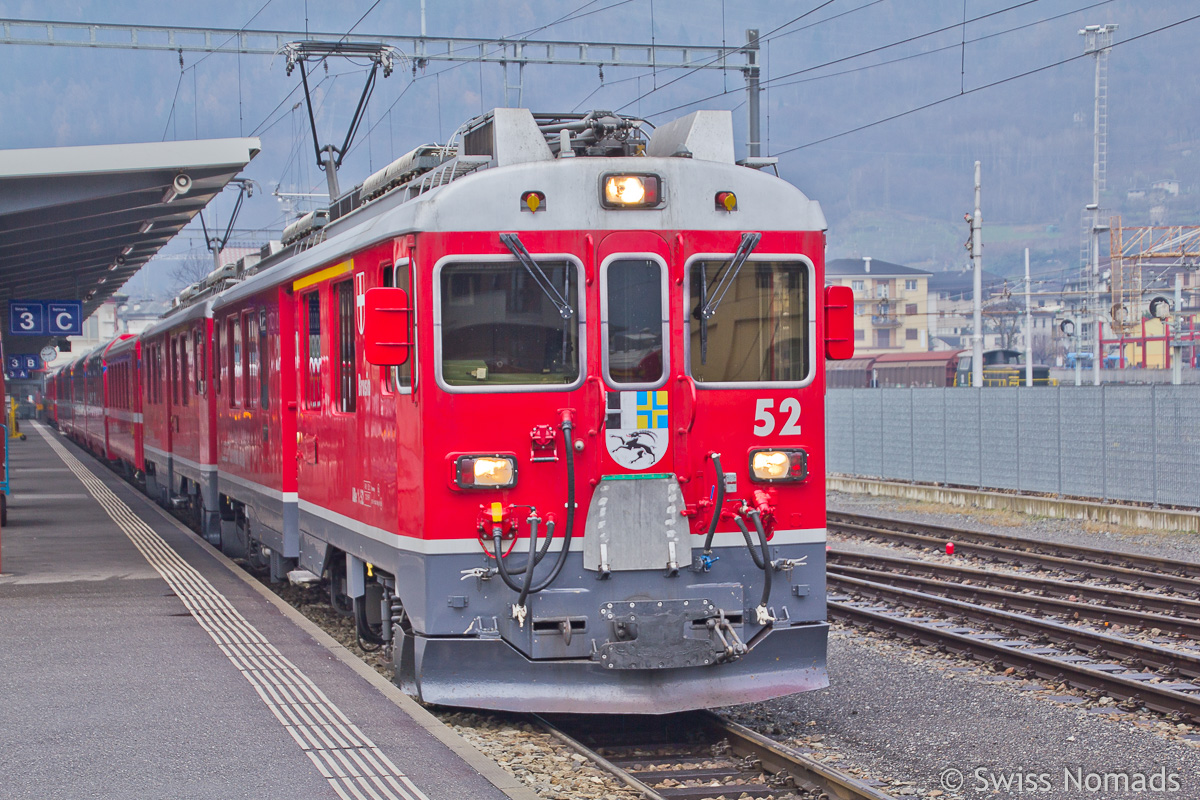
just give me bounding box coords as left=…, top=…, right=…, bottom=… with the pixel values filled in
left=828, top=550, right=1200, bottom=638
left=828, top=511, right=1200, bottom=596
left=538, top=710, right=896, bottom=800
left=828, top=571, right=1200, bottom=723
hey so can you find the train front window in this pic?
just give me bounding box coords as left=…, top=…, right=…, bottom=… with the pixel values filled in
left=688, top=259, right=809, bottom=384
left=604, top=258, right=665, bottom=387
left=438, top=260, right=580, bottom=388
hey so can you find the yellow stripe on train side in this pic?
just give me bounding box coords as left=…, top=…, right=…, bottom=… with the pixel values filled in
left=292, top=259, right=354, bottom=292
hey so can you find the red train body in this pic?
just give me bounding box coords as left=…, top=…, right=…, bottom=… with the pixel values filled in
left=47, top=109, right=852, bottom=713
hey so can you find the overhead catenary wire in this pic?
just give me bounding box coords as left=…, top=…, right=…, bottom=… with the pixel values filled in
left=774, top=10, right=1200, bottom=155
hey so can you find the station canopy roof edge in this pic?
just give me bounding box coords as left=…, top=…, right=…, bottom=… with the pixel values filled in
left=0, top=136, right=260, bottom=358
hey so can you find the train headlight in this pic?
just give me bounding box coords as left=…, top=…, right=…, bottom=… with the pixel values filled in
left=750, top=449, right=807, bottom=483
left=456, top=455, right=517, bottom=488
left=601, top=173, right=662, bottom=208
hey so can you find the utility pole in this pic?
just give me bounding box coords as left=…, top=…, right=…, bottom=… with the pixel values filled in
left=1081, top=23, right=1116, bottom=387
left=1024, top=248, right=1033, bottom=387
left=971, top=161, right=984, bottom=388
left=744, top=29, right=761, bottom=158
left=1173, top=273, right=1184, bottom=385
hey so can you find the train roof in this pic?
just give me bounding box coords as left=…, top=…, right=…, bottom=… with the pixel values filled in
left=208, top=108, right=825, bottom=310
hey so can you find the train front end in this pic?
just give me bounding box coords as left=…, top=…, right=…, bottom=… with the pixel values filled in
left=364, top=110, right=849, bottom=713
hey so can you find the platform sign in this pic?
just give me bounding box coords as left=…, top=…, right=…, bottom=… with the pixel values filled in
left=8, top=300, right=83, bottom=337
left=47, top=301, right=83, bottom=336
left=5, top=355, right=34, bottom=380
left=9, top=302, right=45, bottom=335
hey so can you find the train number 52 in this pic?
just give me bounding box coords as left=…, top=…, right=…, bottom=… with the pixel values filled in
left=753, top=398, right=801, bottom=436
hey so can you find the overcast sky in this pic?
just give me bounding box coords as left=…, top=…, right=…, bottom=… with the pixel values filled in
left=1, top=1, right=1195, bottom=291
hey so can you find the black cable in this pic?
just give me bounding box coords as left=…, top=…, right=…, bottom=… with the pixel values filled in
left=643, top=0, right=1116, bottom=121
left=733, top=515, right=767, bottom=570
left=747, top=510, right=773, bottom=612
left=516, top=515, right=542, bottom=609
left=496, top=519, right=556, bottom=576
left=775, top=10, right=1200, bottom=155
left=526, top=415, right=577, bottom=594
left=702, top=453, right=725, bottom=553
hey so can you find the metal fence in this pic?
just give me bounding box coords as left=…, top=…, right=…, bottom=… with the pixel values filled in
left=826, top=386, right=1200, bottom=507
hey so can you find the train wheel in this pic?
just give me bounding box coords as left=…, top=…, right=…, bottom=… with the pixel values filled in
left=327, top=556, right=354, bottom=617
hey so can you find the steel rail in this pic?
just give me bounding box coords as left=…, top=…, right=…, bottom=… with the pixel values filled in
left=828, top=598, right=1200, bottom=722
left=828, top=556, right=1200, bottom=639
left=538, top=709, right=896, bottom=800
left=829, top=572, right=1200, bottom=679
left=828, top=512, right=1200, bottom=595
left=829, top=511, right=1200, bottom=579
left=829, top=549, right=1200, bottom=621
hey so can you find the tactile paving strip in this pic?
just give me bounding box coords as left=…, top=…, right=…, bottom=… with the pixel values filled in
left=36, top=423, right=429, bottom=800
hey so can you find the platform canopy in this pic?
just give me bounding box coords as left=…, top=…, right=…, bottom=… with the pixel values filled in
left=0, top=136, right=260, bottom=356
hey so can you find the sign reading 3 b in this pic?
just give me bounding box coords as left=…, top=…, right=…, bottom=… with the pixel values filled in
left=9, top=300, right=83, bottom=336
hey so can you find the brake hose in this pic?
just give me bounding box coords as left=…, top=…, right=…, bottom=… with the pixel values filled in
left=702, top=453, right=725, bottom=554
left=733, top=511, right=773, bottom=615
left=492, top=414, right=577, bottom=602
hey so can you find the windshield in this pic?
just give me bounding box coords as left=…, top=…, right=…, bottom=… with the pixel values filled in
left=688, top=259, right=809, bottom=383
left=439, top=261, right=581, bottom=387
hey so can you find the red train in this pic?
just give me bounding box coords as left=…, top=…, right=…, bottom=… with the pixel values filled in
left=48, top=108, right=853, bottom=713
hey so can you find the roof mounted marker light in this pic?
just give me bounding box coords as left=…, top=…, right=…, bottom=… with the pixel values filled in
left=601, top=173, right=662, bottom=208
left=521, top=191, right=546, bottom=212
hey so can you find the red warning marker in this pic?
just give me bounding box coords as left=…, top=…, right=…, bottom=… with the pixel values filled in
left=945, top=542, right=955, bottom=555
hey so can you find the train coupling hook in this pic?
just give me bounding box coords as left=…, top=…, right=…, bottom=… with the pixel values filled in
left=771, top=556, right=808, bottom=572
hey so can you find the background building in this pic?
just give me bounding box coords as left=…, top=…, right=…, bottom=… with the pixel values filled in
left=827, top=257, right=930, bottom=353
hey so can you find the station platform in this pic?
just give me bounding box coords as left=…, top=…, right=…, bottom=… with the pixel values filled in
left=0, top=423, right=531, bottom=800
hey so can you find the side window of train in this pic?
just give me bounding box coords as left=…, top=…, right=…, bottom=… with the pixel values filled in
left=181, top=334, right=190, bottom=407
left=171, top=337, right=180, bottom=406
left=381, top=263, right=414, bottom=393
left=302, top=291, right=322, bottom=410
left=335, top=280, right=357, bottom=413
left=687, top=259, right=810, bottom=384
left=195, top=329, right=205, bottom=395
left=603, top=257, right=667, bottom=388
left=214, top=322, right=222, bottom=395
left=259, top=309, right=270, bottom=411
left=230, top=316, right=242, bottom=408
left=388, top=261, right=417, bottom=393
left=244, top=311, right=258, bottom=410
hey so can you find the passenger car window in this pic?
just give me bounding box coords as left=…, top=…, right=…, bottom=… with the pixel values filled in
left=335, top=281, right=356, bottom=413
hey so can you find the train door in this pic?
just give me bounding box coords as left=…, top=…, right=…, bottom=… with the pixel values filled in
left=595, top=232, right=675, bottom=478
left=587, top=231, right=689, bottom=574
left=295, top=271, right=360, bottom=525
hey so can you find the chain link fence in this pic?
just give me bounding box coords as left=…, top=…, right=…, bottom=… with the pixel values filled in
left=826, top=386, right=1200, bottom=507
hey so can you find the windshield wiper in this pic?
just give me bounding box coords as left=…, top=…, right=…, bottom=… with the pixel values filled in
left=499, top=233, right=575, bottom=320
left=695, top=232, right=761, bottom=364
left=700, top=232, right=762, bottom=321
